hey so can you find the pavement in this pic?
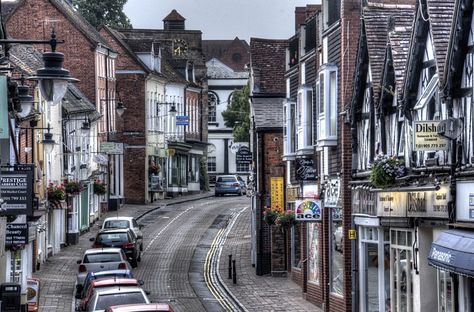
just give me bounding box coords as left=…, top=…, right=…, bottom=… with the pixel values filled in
left=33, top=191, right=320, bottom=312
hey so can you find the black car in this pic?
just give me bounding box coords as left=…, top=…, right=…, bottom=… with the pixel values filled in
left=90, top=229, right=141, bottom=268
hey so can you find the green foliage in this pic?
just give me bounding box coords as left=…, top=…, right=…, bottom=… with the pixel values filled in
left=221, top=85, right=250, bottom=142
left=93, top=180, right=107, bottom=195
left=199, top=157, right=210, bottom=191
left=73, top=0, right=132, bottom=29
left=47, top=183, right=66, bottom=201
left=65, top=181, right=84, bottom=195
left=370, top=155, right=406, bottom=188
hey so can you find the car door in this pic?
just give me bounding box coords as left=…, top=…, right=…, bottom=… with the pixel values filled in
left=131, top=219, right=143, bottom=246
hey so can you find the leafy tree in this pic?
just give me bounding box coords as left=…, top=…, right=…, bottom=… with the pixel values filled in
left=222, top=85, right=250, bottom=142
left=73, top=0, right=132, bottom=29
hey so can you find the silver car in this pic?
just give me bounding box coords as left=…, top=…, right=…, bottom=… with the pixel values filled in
left=76, top=248, right=132, bottom=294
left=101, top=217, right=144, bottom=251
left=85, top=286, right=150, bottom=312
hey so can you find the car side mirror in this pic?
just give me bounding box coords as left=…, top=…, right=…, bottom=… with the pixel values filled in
left=89, top=237, right=95, bottom=242
left=77, top=260, right=82, bottom=264
left=138, top=279, right=145, bottom=286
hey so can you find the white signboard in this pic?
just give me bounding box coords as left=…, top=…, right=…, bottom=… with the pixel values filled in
left=407, top=186, right=449, bottom=218
left=324, top=178, right=340, bottom=207
left=413, top=121, right=449, bottom=151
left=376, top=192, right=407, bottom=217
left=456, top=181, right=474, bottom=221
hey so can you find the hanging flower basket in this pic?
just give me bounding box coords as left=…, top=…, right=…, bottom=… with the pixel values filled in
left=93, top=180, right=107, bottom=195
left=275, top=210, right=297, bottom=229
left=47, top=183, right=66, bottom=208
left=263, top=208, right=279, bottom=226
left=65, top=181, right=84, bottom=195
left=370, top=155, right=406, bottom=188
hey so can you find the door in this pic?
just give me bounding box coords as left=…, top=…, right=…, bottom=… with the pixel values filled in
left=390, top=229, right=414, bottom=312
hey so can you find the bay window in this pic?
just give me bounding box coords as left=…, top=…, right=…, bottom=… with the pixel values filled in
left=297, top=86, right=313, bottom=150
left=283, top=100, right=296, bottom=156
left=317, top=64, right=338, bottom=146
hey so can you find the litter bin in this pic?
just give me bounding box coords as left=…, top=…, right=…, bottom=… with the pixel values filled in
left=1, top=282, right=21, bottom=311
left=108, top=197, right=120, bottom=211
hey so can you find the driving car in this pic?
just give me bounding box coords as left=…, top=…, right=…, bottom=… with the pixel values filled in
left=215, top=175, right=247, bottom=196
left=90, top=229, right=141, bottom=268
left=101, top=217, right=144, bottom=251
left=78, top=278, right=143, bottom=311
left=78, top=269, right=134, bottom=299
left=105, top=303, right=174, bottom=312
left=85, top=286, right=150, bottom=312
left=76, top=248, right=132, bottom=295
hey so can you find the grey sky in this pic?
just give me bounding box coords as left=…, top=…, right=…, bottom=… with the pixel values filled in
left=124, top=0, right=320, bottom=42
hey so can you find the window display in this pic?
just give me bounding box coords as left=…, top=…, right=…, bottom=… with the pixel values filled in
left=308, top=222, right=320, bottom=284
left=330, top=208, right=343, bottom=295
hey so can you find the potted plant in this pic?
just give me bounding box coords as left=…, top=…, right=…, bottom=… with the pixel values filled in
left=93, top=180, right=106, bottom=195
left=263, top=208, right=279, bottom=226
left=65, top=180, right=84, bottom=195
left=275, top=210, right=296, bottom=229
left=370, top=155, right=406, bottom=188
left=47, top=183, right=66, bottom=208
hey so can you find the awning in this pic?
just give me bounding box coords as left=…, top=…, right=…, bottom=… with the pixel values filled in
left=428, top=230, right=474, bottom=277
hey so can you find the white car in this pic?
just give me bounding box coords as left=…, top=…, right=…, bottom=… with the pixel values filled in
left=76, top=248, right=132, bottom=294
left=101, top=217, right=144, bottom=251
left=85, top=286, right=150, bottom=312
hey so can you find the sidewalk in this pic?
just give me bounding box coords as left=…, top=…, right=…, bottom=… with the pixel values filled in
left=218, top=207, right=321, bottom=312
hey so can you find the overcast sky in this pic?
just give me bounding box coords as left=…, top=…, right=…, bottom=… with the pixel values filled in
left=124, top=0, right=320, bottom=42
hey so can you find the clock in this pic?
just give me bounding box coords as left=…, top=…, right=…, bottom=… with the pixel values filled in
left=173, top=38, right=188, bottom=56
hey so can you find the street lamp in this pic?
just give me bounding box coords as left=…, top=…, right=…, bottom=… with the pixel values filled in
left=41, top=124, right=55, bottom=154
left=16, top=84, right=34, bottom=118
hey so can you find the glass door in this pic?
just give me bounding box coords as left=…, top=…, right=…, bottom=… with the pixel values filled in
left=390, top=229, right=414, bottom=312
left=365, top=243, right=379, bottom=312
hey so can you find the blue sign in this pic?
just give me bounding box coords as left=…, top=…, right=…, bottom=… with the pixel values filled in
left=176, top=115, right=189, bottom=126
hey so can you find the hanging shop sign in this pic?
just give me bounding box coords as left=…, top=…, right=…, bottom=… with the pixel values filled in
left=286, top=186, right=299, bottom=202
left=413, top=121, right=449, bottom=151
left=100, top=142, right=124, bottom=155
left=270, top=177, right=284, bottom=213
left=456, top=181, right=474, bottom=221
left=407, top=186, right=449, bottom=218
left=352, top=188, right=376, bottom=215
left=303, top=184, right=319, bottom=199
left=295, top=199, right=322, bottom=221
left=5, top=223, right=28, bottom=246
left=295, top=157, right=317, bottom=181
left=324, top=177, right=340, bottom=208
left=236, top=146, right=252, bottom=165
left=0, top=170, right=33, bottom=216
left=176, top=115, right=189, bottom=126
left=376, top=192, right=407, bottom=217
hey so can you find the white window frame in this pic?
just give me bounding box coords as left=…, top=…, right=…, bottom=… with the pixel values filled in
left=283, top=100, right=296, bottom=156
left=317, top=64, right=338, bottom=146
left=297, top=85, right=313, bottom=151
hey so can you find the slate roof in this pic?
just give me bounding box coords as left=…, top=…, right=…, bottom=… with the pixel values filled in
left=363, top=3, right=415, bottom=105
left=163, top=9, right=185, bottom=21
left=252, top=97, right=284, bottom=130
left=249, top=38, right=287, bottom=95
left=2, top=0, right=111, bottom=49
left=206, top=58, right=249, bottom=79
left=202, top=38, right=250, bottom=71
left=426, top=0, right=455, bottom=87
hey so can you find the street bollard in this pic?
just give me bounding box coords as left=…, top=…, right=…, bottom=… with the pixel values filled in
left=232, top=259, right=237, bottom=284
left=228, top=255, right=232, bottom=279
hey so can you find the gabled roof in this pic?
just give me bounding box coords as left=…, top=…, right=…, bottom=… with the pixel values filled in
left=163, top=9, right=185, bottom=21
left=202, top=38, right=250, bottom=71
left=249, top=38, right=287, bottom=96
left=206, top=58, right=249, bottom=79
left=3, top=0, right=111, bottom=49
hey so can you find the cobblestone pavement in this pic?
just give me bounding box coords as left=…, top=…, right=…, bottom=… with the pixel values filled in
left=218, top=207, right=321, bottom=312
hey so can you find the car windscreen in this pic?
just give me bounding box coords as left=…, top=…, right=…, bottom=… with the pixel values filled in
left=95, top=292, right=147, bottom=310
left=104, top=220, right=130, bottom=229
left=83, top=253, right=122, bottom=263
left=97, top=233, right=129, bottom=243
left=217, top=177, right=236, bottom=183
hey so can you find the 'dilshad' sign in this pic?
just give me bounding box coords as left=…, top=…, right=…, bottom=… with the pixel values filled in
left=413, top=121, right=448, bottom=151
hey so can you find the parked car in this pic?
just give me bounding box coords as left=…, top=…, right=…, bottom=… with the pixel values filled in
left=85, top=286, right=150, bottom=312
left=101, top=217, right=144, bottom=251
left=78, top=278, right=143, bottom=311
left=76, top=249, right=132, bottom=295
left=78, top=269, right=134, bottom=299
left=215, top=175, right=247, bottom=196
left=90, top=229, right=141, bottom=268
left=105, top=303, right=174, bottom=312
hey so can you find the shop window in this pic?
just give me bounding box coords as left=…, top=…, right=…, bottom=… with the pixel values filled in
left=317, top=65, right=338, bottom=147
left=330, top=207, right=343, bottom=295
left=236, top=162, right=249, bottom=173
left=307, top=222, right=320, bottom=285
left=207, top=156, right=216, bottom=172
left=437, top=269, right=454, bottom=312
left=188, top=156, right=200, bottom=183
left=10, top=250, right=22, bottom=283
left=291, top=224, right=302, bottom=268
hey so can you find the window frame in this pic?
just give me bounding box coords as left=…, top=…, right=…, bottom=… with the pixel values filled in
left=208, top=91, right=219, bottom=123
left=317, top=64, right=338, bottom=146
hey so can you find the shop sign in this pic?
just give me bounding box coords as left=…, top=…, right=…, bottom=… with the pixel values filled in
left=407, top=187, right=449, bottom=218
left=295, top=157, right=317, bottom=181
left=236, top=146, right=252, bottom=165
left=376, top=192, right=407, bottom=217
left=295, top=199, right=322, bottom=221
left=176, top=115, right=189, bottom=126
left=0, top=170, right=33, bottom=216
left=348, top=229, right=357, bottom=240
left=286, top=186, right=299, bottom=202
left=5, top=223, right=28, bottom=246
left=324, top=178, right=340, bottom=208
left=100, top=142, right=123, bottom=155
left=27, top=278, right=40, bottom=311
left=456, top=181, right=474, bottom=221
left=429, top=246, right=452, bottom=264
left=303, top=184, right=319, bottom=199
left=270, top=177, right=284, bottom=213
left=413, top=121, right=448, bottom=151
left=352, top=188, right=376, bottom=215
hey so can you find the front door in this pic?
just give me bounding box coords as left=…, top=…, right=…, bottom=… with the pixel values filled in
left=390, top=229, right=414, bottom=312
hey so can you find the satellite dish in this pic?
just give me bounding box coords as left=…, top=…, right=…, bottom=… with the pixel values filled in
left=437, top=118, right=463, bottom=140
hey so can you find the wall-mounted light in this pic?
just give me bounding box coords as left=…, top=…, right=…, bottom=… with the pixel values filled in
left=80, top=117, right=91, bottom=134
left=169, top=104, right=177, bottom=117
left=41, top=124, right=55, bottom=154
left=116, top=101, right=125, bottom=117
left=16, top=84, right=34, bottom=118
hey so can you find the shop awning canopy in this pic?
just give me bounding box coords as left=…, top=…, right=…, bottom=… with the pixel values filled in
left=428, top=230, right=474, bottom=277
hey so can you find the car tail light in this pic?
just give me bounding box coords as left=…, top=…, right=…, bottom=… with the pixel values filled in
left=123, top=242, right=135, bottom=249
left=232, top=183, right=240, bottom=187
left=118, top=262, right=127, bottom=269
left=79, top=264, right=87, bottom=273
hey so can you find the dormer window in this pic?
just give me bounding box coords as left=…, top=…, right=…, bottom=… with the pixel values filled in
left=316, top=64, right=338, bottom=146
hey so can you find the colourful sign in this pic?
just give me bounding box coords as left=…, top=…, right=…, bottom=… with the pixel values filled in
left=295, top=199, right=322, bottom=221
left=270, top=177, right=284, bottom=213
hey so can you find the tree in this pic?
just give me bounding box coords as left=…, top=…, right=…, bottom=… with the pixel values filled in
left=73, top=0, right=132, bottom=29
left=222, top=85, right=250, bottom=142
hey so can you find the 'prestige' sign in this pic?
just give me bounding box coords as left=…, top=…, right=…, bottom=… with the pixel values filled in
left=0, top=170, right=33, bottom=216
